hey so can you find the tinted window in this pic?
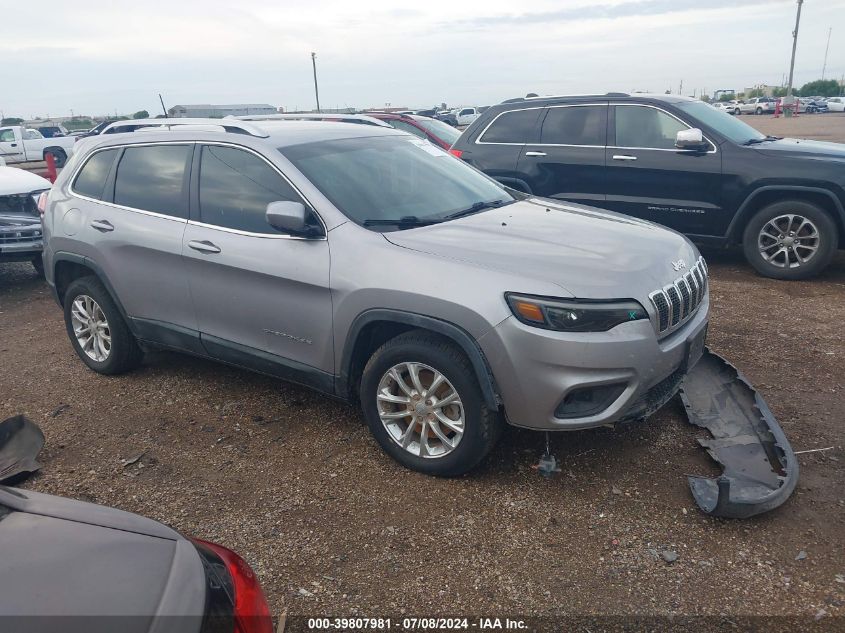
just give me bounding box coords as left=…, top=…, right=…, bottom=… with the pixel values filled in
left=388, top=120, right=427, bottom=138
left=614, top=106, right=687, bottom=149
left=114, top=145, right=190, bottom=217
left=479, top=109, right=541, bottom=143
left=73, top=149, right=118, bottom=200
left=540, top=106, right=606, bottom=145
left=199, top=145, right=303, bottom=234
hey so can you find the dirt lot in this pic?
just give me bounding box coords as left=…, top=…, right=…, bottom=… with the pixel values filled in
left=1, top=114, right=844, bottom=630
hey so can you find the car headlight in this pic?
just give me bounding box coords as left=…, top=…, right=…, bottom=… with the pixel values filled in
left=506, top=293, right=648, bottom=332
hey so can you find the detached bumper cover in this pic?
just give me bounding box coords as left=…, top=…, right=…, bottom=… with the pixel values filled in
left=679, top=349, right=798, bottom=519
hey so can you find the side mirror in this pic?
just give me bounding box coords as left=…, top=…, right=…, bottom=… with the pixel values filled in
left=676, top=128, right=707, bottom=151
left=266, top=201, right=313, bottom=236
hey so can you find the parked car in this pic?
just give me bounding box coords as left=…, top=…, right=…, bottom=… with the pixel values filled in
left=737, top=97, right=776, bottom=115
left=43, top=119, right=708, bottom=476
left=456, top=107, right=483, bottom=126
left=805, top=99, right=829, bottom=113
left=826, top=97, right=845, bottom=112
left=435, top=110, right=458, bottom=126
left=0, top=486, right=273, bottom=633
left=711, top=102, right=735, bottom=114
left=76, top=119, right=118, bottom=138
left=0, top=126, right=76, bottom=166
left=366, top=112, right=461, bottom=150
left=36, top=125, right=69, bottom=138
left=450, top=92, right=845, bottom=279
left=0, top=167, right=51, bottom=275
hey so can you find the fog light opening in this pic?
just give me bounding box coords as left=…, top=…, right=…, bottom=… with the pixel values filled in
left=554, top=383, right=627, bottom=419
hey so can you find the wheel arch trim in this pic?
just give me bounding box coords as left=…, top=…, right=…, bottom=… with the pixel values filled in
left=338, top=309, right=500, bottom=409
left=727, top=185, right=845, bottom=242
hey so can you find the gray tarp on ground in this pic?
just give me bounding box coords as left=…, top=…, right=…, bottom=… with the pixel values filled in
left=0, top=415, right=44, bottom=482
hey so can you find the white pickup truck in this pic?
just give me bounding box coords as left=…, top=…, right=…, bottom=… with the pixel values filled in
left=0, top=126, right=76, bottom=167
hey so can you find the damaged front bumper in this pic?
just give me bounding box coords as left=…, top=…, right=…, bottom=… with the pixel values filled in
left=679, top=349, right=798, bottom=519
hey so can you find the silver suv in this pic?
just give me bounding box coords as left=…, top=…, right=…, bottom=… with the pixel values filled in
left=42, top=119, right=709, bottom=476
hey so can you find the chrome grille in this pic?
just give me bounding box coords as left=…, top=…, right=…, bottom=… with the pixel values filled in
left=648, top=256, right=708, bottom=335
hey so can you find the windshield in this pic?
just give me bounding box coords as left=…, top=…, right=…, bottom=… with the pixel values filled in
left=676, top=101, right=765, bottom=144
left=281, top=136, right=513, bottom=229
left=413, top=118, right=461, bottom=146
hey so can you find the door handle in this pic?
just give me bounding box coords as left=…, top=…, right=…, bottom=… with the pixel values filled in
left=525, top=151, right=547, bottom=157
left=188, top=240, right=221, bottom=254
left=90, top=220, right=114, bottom=232
left=612, top=155, right=638, bottom=161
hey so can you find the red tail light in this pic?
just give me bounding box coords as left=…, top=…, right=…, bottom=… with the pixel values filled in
left=37, top=192, right=49, bottom=217
left=191, top=538, right=273, bottom=633
left=449, top=148, right=463, bottom=158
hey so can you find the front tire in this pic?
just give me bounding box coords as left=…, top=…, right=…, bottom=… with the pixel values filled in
left=360, top=331, right=502, bottom=476
left=756, top=107, right=763, bottom=115
left=44, top=148, right=67, bottom=167
left=742, top=200, right=838, bottom=280
left=31, top=256, right=44, bottom=278
left=63, top=276, right=142, bottom=374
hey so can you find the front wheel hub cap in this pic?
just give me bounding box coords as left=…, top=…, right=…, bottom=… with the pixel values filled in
left=377, top=362, right=464, bottom=459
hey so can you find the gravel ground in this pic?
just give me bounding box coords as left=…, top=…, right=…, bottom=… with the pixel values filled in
left=1, top=115, right=844, bottom=629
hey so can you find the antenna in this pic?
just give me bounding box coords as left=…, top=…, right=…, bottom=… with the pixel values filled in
left=822, top=27, right=832, bottom=80
left=159, top=94, right=168, bottom=118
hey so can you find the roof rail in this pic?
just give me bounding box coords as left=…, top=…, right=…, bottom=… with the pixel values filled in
left=233, top=113, right=391, bottom=128
left=101, top=118, right=269, bottom=138
left=501, top=92, right=631, bottom=103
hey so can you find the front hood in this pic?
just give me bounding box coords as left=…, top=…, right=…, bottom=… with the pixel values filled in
left=0, top=166, right=51, bottom=195
left=383, top=199, right=698, bottom=300
left=753, top=137, right=845, bottom=162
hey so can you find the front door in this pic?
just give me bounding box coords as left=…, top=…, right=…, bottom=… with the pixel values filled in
left=515, top=103, right=608, bottom=204
left=182, top=143, right=333, bottom=379
left=603, top=104, right=723, bottom=234
left=0, top=128, right=25, bottom=163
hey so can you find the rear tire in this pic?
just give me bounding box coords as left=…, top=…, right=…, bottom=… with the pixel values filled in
left=44, top=148, right=67, bottom=167
left=742, top=200, right=838, bottom=280
left=63, top=276, right=142, bottom=374
left=360, top=330, right=503, bottom=477
left=31, top=257, right=44, bottom=278
left=756, top=107, right=763, bottom=115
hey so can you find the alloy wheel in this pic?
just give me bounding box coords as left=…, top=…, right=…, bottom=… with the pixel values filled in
left=376, top=362, right=464, bottom=459
left=757, top=214, right=820, bottom=269
left=70, top=294, right=111, bottom=361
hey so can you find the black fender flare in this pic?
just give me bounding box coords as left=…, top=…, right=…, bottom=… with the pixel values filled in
left=338, top=309, right=500, bottom=409
left=727, top=185, right=845, bottom=242
left=51, top=252, right=130, bottom=322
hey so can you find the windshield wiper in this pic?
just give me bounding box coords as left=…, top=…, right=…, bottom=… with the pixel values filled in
left=362, top=216, right=444, bottom=228
left=444, top=199, right=512, bottom=220
left=743, top=135, right=781, bottom=145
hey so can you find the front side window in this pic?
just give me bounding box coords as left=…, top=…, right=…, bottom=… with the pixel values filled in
left=73, top=149, right=119, bottom=200
left=198, top=145, right=305, bottom=234
left=0, top=129, right=15, bottom=142
left=282, top=136, right=514, bottom=229
left=614, top=106, right=687, bottom=149
left=113, top=145, right=190, bottom=217
left=540, top=106, right=606, bottom=145
left=479, top=109, right=542, bottom=144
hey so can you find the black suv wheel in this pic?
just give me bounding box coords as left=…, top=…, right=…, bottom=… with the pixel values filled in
left=360, top=330, right=502, bottom=476
left=63, top=276, right=143, bottom=374
left=742, top=200, right=838, bottom=280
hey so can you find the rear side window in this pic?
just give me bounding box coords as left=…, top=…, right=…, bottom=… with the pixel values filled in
left=614, top=106, right=687, bottom=150
left=198, top=145, right=304, bottom=234
left=114, top=145, right=190, bottom=217
left=479, top=109, right=541, bottom=144
left=72, top=149, right=118, bottom=200
left=388, top=120, right=427, bottom=139
left=540, top=106, right=607, bottom=145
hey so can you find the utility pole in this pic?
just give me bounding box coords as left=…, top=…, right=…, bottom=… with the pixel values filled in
left=786, top=0, right=803, bottom=96
left=822, top=27, right=832, bottom=79
left=311, top=52, right=321, bottom=113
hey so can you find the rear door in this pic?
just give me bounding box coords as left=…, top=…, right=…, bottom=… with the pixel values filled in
left=514, top=103, right=608, bottom=204
left=602, top=104, right=723, bottom=234
left=182, top=143, right=333, bottom=377
left=69, top=143, right=198, bottom=343
left=458, top=108, right=543, bottom=192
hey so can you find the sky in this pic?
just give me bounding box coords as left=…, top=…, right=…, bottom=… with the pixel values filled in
left=1, top=0, right=844, bottom=119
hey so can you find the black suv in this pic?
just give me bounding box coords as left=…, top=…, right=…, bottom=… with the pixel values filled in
left=451, top=93, right=845, bottom=279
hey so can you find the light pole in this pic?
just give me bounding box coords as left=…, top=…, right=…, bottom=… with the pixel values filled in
left=311, top=52, right=321, bottom=113
left=786, top=0, right=803, bottom=96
